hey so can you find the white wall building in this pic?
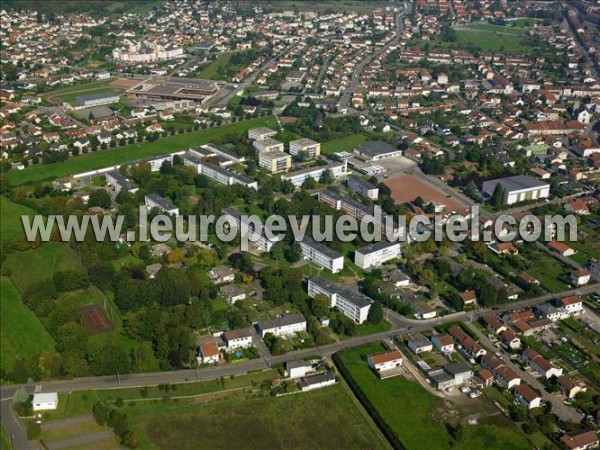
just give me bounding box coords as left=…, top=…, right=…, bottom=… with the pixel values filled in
left=307, top=277, right=372, bottom=324
left=354, top=240, right=402, bottom=269
left=482, top=175, right=550, bottom=205
left=145, top=194, right=179, bottom=216
left=281, top=161, right=347, bottom=188
left=299, top=237, right=344, bottom=273
left=256, top=314, right=307, bottom=338
left=32, top=393, right=58, bottom=411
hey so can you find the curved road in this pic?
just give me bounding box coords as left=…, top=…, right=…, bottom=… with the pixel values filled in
left=2, top=284, right=597, bottom=450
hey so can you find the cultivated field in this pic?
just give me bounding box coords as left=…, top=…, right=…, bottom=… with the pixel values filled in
left=6, top=117, right=277, bottom=186
left=384, top=173, right=468, bottom=214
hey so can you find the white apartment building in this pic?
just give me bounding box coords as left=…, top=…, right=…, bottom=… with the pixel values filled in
left=112, top=40, right=184, bottom=63
left=253, top=137, right=285, bottom=153
left=105, top=170, right=138, bottom=194
left=248, top=127, right=278, bottom=141
left=289, top=138, right=321, bottom=158
left=145, top=193, right=179, bottom=216
left=255, top=313, right=307, bottom=338
left=258, top=148, right=291, bottom=173
left=299, top=237, right=344, bottom=273
left=222, top=207, right=280, bottom=252
left=347, top=175, right=379, bottom=200
left=281, top=161, right=347, bottom=188
left=354, top=240, right=402, bottom=269
left=183, top=153, right=258, bottom=189
left=307, top=277, right=372, bottom=324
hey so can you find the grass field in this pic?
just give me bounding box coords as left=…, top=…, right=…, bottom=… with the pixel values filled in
left=454, top=30, right=528, bottom=53
left=335, top=343, right=532, bottom=450
left=321, top=134, right=367, bottom=154
left=6, top=117, right=276, bottom=186
left=134, top=385, right=388, bottom=449
left=196, top=53, right=234, bottom=80
left=0, top=196, right=35, bottom=241
left=0, top=277, right=55, bottom=373
left=5, top=243, right=80, bottom=292
left=522, top=247, right=570, bottom=292
left=463, top=23, right=525, bottom=35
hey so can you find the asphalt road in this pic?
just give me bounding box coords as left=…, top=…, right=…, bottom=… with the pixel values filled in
left=3, top=284, right=597, bottom=449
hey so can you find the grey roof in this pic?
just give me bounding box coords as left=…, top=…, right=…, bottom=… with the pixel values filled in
left=320, top=189, right=373, bottom=216
left=285, top=360, right=312, bottom=370
left=355, top=140, right=399, bottom=158
left=429, top=369, right=454, bottom=384
left=299, top=370, right=335, bottom=386
left=146, top=193, right=177, bottom=211
left=202, top=161, right=256, bottom=185
left=76, top=91, right=119, bottom=103
left=290, top=138, right=319, bottom=147
left=356, top=239, right=400, bottom=256
left=444, top=362, right=472, bottom=376
left=257, top=313, right=306, bottom=331
left=300, top=236, right=342, bottom=260
left=483, top=175, right=549, bottom=193
left=348, top=175, right=377, bottom=192
left=310, top=277, right=372, bottom=308
left=106, top=170, right=136, bottom=191
left=183, top=152, right=204, bottom=165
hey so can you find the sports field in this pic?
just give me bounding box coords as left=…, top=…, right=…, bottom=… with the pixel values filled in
left=6, top=117, right=277, bottom=186
left=0, top=277, right=56, bottom=373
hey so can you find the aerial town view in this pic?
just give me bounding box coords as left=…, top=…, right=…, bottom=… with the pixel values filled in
left=0, top=0, right=599, bottom=449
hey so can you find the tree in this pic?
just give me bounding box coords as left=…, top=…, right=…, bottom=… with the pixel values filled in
left=89, top=262, right=116, bottom=291
left=367, top=301, right=384, bottom=324
left=88, top=343, right=130, bottom=376
left=491, top=183, right=505, bottom=207
left=88, top=189, right=112, bottom=209
left=311, top=294, right=330, bottom=318
left=155, top=268, right=190, bottom=307
left=319, top=169, right=334, bottom=185
left=92, top=401, right=112, bottom=425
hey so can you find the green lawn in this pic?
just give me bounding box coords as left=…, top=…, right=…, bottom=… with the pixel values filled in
left=521, top=247, right=569, bottom=293
left=354, top=321, right=391, bottom=337
left=134, top=385, right=388, bottom=449
left=6, top=117, right=276, bottom=186
left=0, top=277, right=56, bottom=374
left=335, top=343, right=532, bottom=450
left=321, top=134, right=368, bottom=154
left=5, top=243, right=80, bottom=292
left=0, top=425, right=10, bottom=450
left=0, top=196, right=36, bottom=241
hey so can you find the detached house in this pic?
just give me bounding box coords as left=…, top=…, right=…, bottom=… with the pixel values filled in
left=432, top=334, right=454, bottom=354
left=514, top=384, right=542, bottom=409
left=522, top=348, right=563, bottom=378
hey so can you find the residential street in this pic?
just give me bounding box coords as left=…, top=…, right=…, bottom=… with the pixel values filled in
left=466, top=323, right=582, bottom=423
left=2, top=284, right=597, bottom=449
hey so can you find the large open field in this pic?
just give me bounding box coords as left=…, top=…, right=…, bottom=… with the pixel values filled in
left=6, top=117, right=277, bottom=186
left=196, top=53, right=235, bottom=80
left=5, top=243, right=81, bottom=292
left=0, top=196, right=35, bottom=241
left=0, top=277, right=55, bottom=373
left=133, top=385, right=388, bottom=450
left=335, top=343, right=533, bottom=450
